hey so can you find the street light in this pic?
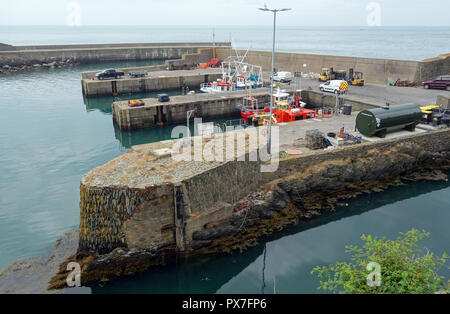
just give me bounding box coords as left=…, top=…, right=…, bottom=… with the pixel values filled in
left=258, top=5, right=291, bottom=154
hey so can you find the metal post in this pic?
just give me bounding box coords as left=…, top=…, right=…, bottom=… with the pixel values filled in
left=213, top=30, right=216, bottom=59
left=259, top=6, right=291, bottom=154
left=335, top=93, right=339, bottom=116
left=268, top=11, right=276, bottom=154
left=187, top=109, right=195, bottom=137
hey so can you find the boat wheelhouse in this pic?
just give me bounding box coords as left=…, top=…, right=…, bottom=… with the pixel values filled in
left=238, top=96, right=269, bottom=121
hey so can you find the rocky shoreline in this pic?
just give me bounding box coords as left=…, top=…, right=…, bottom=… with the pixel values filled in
left=0, top=59, right=79, bottom=74
left=0, top=231, right=90, bottom=294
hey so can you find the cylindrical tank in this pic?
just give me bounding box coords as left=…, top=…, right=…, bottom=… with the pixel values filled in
left=356, top=103, right=422, bottom=137
left=343, top=104, right=352, bottom=115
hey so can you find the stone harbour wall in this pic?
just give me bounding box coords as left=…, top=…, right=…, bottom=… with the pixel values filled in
left=79, top=183, right=175, bottom=254
left=0, top=42, right=230, bottom=67
left=78, top=129, right=449, bottom=254
left=61, top=129, right=449, bottom=289
left=81, top=47, right=217, bottom=80
left=217, top=49, right=450, bottom=85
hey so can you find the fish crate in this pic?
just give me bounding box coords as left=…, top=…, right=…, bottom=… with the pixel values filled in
left=305, top=129, right=326, bottom=150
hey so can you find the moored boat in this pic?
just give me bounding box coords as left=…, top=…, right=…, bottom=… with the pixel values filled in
left=238, top=96, right=269, bottom=121
left=200, top=79, right=234, bottom=93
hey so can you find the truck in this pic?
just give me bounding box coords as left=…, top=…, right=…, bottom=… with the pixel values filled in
left=95, top=69, right=125, bottom=80
left=318, top=68, right=346, bottom=82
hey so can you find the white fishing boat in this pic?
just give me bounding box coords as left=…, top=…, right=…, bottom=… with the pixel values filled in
left=199, top=50, right=263, bottom=93
left=200, top=79, right=234, bottom=93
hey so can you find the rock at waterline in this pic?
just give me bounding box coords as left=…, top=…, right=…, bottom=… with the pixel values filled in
left=0, top=230, right=91, bottom=294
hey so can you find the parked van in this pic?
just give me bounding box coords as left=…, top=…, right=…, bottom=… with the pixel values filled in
left=320, top=80, right=348, bottom=95
left=273, top=71, right=293, bottom=83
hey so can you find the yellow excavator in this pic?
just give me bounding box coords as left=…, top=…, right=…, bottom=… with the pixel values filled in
left=348, top=68, right=365, bottom=86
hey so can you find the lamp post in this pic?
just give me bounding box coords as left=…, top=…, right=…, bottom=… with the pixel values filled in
left=258, top=5, right=291, bottom=154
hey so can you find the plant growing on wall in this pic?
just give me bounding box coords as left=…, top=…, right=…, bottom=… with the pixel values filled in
left=311, top=229, right=448, bottom=294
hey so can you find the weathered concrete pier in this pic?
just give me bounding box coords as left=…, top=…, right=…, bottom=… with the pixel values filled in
left=82, top=68, right=222, bottom=97
left=0, top=42, right=230, bottom=67
left=112, top=88, right=272, bottom=130
left=215, top=49, right=450, bottom=85
left=112, top=88, right=379, bottom=131
left=47, top=122, right=449, bottom=288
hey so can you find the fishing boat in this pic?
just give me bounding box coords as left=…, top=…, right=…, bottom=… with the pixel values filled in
left=238, top=96, right=269, bottom=121
left=272, top=90, right=316, bottom=122
left=272, top=103, right=317, bottom=123
left=199, top=53, right=264, bottom=93
left=200, top=79, right=234, bottom=93
left=235, top=74, right=263, bottom=90
left=250, top=89, right=317, bottom=125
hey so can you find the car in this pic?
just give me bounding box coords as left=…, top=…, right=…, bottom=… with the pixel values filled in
left=272, top=71, right=293, bottom=83
left=422, top=75, right=450, bottom=91
left=95, top=69, right=125, bottom=80
left=158, top=94, right=170, bottom=102
left=320, top=80, right=348, bottom=94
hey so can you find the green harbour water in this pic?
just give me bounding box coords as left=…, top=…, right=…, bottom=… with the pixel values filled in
left=0, top=26, right=449, bottom=293
left=0, top=61, right=248, bottom=270
left=0, top=61, right=449, bottom=294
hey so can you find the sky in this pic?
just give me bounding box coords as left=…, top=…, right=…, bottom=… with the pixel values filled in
left=0, top=0, right=449, bottom=26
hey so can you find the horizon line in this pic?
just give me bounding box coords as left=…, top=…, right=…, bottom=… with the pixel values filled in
left=1, top=24, right=450, bottom=27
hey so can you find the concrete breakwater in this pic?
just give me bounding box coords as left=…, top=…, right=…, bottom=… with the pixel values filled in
left=216, top=49, right=450, bottom=85
left=1, top=42, right=447, bottom=83
left=48, top=127, right=450, bottom=289
left=0, top=42, right=230, bottom=70
left=112, top=87, right=271, bottom=131
left=83, top=68, right=222, bottom=97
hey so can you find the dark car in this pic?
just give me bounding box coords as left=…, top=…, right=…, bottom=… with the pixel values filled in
left=422, top=75, right=450, bottom=91
left=95, top=69, right=125, bottom=80
left=158, top=94, right=170, bottom=102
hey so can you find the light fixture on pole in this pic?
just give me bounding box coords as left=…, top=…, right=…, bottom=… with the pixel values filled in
left=258, top=5, right=291, bottom=154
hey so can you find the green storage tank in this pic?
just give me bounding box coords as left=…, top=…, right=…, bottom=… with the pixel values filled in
left=356, top=103, right=422, bottom=138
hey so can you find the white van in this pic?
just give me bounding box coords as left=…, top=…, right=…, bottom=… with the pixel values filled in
left=273, top=71, right=293, bottom=83
left=320, top=80, right=347, bottom=94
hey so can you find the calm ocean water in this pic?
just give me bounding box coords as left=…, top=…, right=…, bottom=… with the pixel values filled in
left=1, top=26, right=450, bottom=60
left=0, top=26, right=449, bottom=293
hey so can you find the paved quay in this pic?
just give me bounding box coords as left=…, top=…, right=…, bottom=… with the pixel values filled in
left=84, top=112, right=438, bottom=190
left=82, top=68, right=223, bottom=96
left=294, top=77, right=448, bottom=106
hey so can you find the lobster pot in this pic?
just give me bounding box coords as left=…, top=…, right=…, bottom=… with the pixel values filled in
left=356, top=103, right=422, bottom=138
left=306, top=129, right=325, bottom=150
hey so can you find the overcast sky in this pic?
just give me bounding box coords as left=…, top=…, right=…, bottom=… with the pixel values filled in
left=0, top=0, right=449, bottom=26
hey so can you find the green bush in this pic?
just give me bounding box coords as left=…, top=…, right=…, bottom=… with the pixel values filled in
left=311, top=229, right=448, bottom=294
